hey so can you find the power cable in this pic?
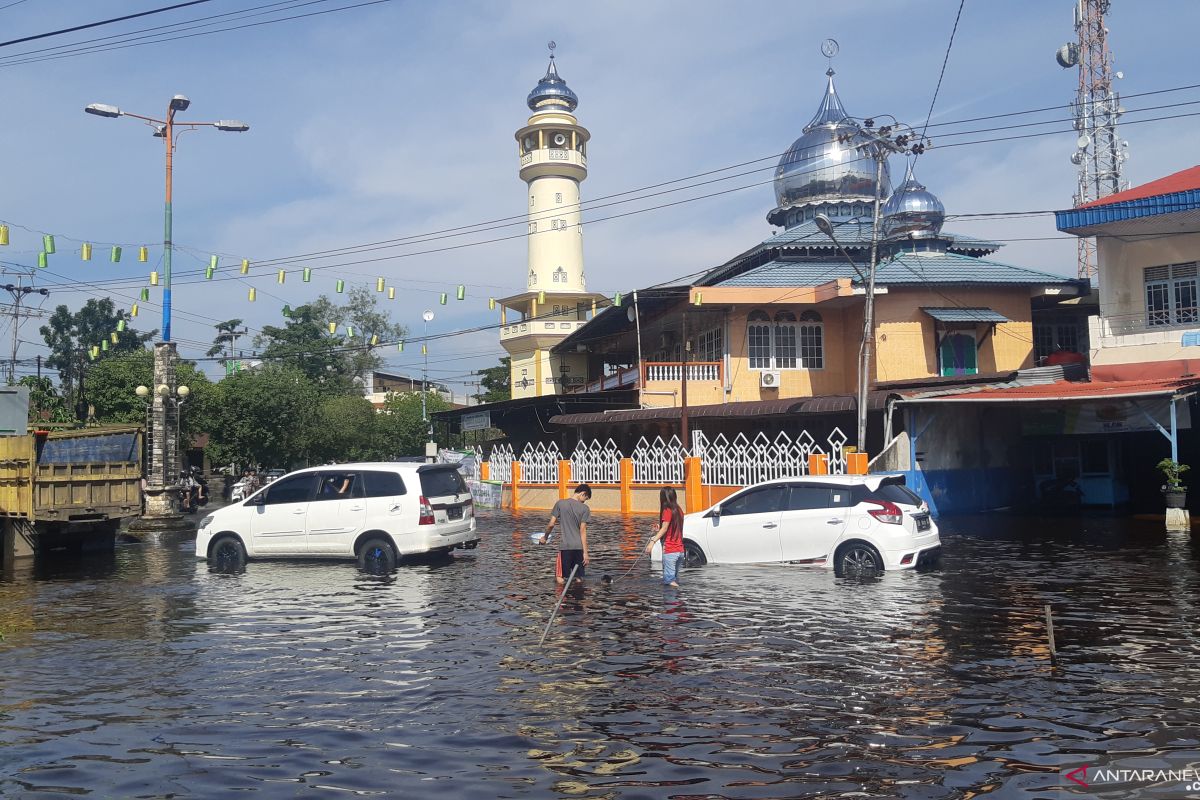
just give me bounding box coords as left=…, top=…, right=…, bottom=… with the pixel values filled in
left=0, top=1, right=213, bottom=48
left=920, top=0, right=966, bottom=137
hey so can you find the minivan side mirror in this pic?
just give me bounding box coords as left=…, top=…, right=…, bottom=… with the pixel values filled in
left=707, top=504, right=721, bottom=519
left=246, top=493, right=265, bottom=506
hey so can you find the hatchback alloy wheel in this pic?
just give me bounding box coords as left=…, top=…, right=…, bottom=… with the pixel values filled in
left=836, top=543, right=881, bottom=578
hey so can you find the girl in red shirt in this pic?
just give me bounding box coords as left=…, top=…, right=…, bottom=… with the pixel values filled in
left=646, top=487, right=685, bottom=587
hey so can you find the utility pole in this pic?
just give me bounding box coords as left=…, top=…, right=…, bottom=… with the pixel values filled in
left=3, top=280, right=50, bottom=383
left=1057, top=0, right=1128, bottom=280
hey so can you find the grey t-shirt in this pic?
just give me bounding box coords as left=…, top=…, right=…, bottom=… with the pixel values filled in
left=550, top=498, right=590, bottom=550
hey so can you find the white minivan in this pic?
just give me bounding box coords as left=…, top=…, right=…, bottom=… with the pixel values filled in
left=196, top=462, right=479, bottom=571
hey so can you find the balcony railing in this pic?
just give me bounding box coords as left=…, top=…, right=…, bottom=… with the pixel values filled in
left=1089, top=312, right=1200, bottom=346
left=500, top=319, right=588, bottom=340
left=643, top=361, right=723, bottom=384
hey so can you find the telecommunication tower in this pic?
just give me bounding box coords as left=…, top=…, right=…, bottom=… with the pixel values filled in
left=1056, top=0, right=1129, bottom=280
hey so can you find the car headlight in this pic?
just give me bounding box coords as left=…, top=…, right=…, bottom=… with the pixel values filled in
left=198, top=515, right=214, bottom=529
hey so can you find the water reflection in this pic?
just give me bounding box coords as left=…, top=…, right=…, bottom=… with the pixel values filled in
left=1, top=511, right=1199, bottom=796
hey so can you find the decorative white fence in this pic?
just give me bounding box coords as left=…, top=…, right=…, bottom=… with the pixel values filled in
left=519, top=441, right=562, bottom=484
left=488, top=443, right=514, bottom=483
left=692, top=428, right=848, bottom=486
left=643, top=362, right=722, bottom=382
left=571, top=438, right=622, bottom=484
left=632, top=435, right=687, bottom=484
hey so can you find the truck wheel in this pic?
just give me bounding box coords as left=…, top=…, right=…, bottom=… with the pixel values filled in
left=358, top=537, right=396, bottom=573
left=210, top=536, right=246, bottom=572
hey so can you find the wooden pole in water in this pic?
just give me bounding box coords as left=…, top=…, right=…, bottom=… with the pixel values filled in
left=540, top=564, right=581, bottom=645
left=1044, top=604, right=1057, bottom=664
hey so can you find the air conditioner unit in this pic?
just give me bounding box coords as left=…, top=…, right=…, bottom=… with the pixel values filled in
left=760, top=370, right=781, bottom=388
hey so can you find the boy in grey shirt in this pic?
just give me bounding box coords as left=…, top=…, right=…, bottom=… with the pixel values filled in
left=540, top=484, right=592, bottom=584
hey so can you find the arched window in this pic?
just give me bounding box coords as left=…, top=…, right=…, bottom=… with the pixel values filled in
left=747, top=310, right=772, bottom=369
left=774, top=311, right=797, bottom=368
left=799, top=310, right=824, bottom=369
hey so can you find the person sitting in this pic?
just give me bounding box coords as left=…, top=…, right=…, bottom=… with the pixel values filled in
left=322, top=475, right=353, bottom=497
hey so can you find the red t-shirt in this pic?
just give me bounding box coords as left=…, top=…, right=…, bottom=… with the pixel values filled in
left=661, top=507, right=684, bottom=554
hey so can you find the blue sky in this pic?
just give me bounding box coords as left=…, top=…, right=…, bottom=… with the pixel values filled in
left=1, top=0, right=1198, bottom=390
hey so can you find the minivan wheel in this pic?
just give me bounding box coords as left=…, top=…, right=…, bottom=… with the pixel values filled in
left=358, top=537, right=397, bottom=572
left=834, top=542, right=882, bottom=578
left=210, top=536, right=246, bottom=572
left=682, top=540, right=707, bottom=568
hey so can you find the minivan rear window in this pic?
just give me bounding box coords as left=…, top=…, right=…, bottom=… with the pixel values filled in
left=419, top=468, right=467, bottom=498
left=362, top=470, right=406, bottom=498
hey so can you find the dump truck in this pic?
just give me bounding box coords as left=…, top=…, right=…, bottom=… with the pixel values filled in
left=1, top=426, right=143, bottom=564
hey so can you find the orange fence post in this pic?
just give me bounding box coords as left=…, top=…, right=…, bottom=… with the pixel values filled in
left=619, top=458, right=633, bottom=515
left=847, top=452, right=869, bottom=475
left=684, top=456, right=703, bottom=513
left=481, top=462, right=490, bottom=481
left=510, top=461, right=522, bottom=511
left=808, top=453, right=829, bottom=475
left=558, top=460, right=571, bottom=500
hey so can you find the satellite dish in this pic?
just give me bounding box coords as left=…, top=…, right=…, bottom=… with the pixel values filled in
left=820, top=39, right=839, bottom=59
left=1071, top=151, right=1083, bottom=165
left=626, top=305, right=636, bottom=322
left=1055, top=42, right=1079, bottom=68
left=1115, top=70, right=1124, bottom=79
left=1076, top=134, right=1091, bottom=149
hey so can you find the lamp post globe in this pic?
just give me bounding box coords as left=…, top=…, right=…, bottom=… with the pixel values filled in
left=135, top=385, right=150, bottom=398
left=176, top=385, right=190, bottom=398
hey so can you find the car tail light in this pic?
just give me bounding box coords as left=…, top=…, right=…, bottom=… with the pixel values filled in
left=900, top=553, right=914, bottom=565
left=418, top=496, right=435, bottom=525
left=867, top=500, right=904, bottom=525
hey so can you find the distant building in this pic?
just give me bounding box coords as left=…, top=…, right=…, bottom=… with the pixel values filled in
left=359, top=370, right=450, bottom=410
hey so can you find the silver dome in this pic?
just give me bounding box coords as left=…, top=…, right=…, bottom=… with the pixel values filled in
left=882, top=162, right=945, bottom=238
left=527, top=56, right=579, bottom=113
left=773, top=70, right=891, bottom=212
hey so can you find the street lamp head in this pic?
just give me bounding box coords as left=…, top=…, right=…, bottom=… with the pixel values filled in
left=814, top=213, right=837, bottom=240
left=152, top=124, right=166, bottom=138
left=135, top=385, right=150, bottom=398
left=176, top=385, right=190, bottom=398
left=84, top=103, right=122, bottom=118
left=169, top=95, right=191, bottom=112
left=214, top=120, right=249, bottom=132
left=156, top=384, right=170, bottom=398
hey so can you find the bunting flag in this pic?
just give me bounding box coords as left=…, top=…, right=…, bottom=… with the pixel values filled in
left=397, top=341, right=404, bottom=352
left=205, top=265, right=214, bottom=280
left=439, top=292, right=448, bottom=305
left=346, top=326, right=355, bottom=338
left=139, top=246, right=148, bottom=262
left=277, top=269, right=286, bottom=284
left=110, top=332, right=119, bottom=344
left=111, top=246, right=122, bottom=263
left=0, top=224, right=8, bottom=245
left=282, top=304, right=292, bottom=317
left=421, top=343, right=427, bottom=355
left=336, top=279, right=344, bottom=293
left=240, top=258, right=250, bottom=275
left=694, top=292, right=703, bottom=306
left=101, top=339, right=109, bottom=352
left=591, top=298, right=596, bottom=317
left=614, top=292, right=622, bottom=307
left=489, top=297, right=496, bottom=310
left=387, top=287, right=395, bottom=300
left=117, top=319, right=126, bottom=332
left=131, top=304, right=139, bottom=317
left=89, top=348, right=97, bottom=360
left=376, top=277, right=385, bottom=292
left=38, top=252, right=47, bottom=268
left=303, top=267, right=311, bottom=282
left=210, top=255, right=218, bottom=271
left=537, top=290, right=545, bottom=305
left=328, top=322, right=337, bottom=334
left=248, top=288, right=256, bottom=302
left=150, top=272, right=159, bottom=285
left=42, top=234, right=55, bottom=254
left=81, top=243, right=92, bottom=261
left=140, top=288, right=149, bottom=301
left=370, top=334, right=379, bottom=346
left=456, top=285, right=465, bottom=300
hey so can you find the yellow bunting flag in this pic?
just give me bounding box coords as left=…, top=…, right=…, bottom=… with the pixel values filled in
left=303, top=268, right=311, bottom=282
left=43, top=234, right=55, bottom=254
left=248, top=287, right=256, bottom=302
left=111, top=246, right=122, bottom=262
left=81, top=243, right=92, bottom=261
left=150, top=272, right=159, bottom=285
left=591, top=299, right=597, bottom=317
left=328, top=322, right=337, bottom=334
left=240, top=258, right=250, bottom=275
left=694, top=292, right=703, bottom=306
left=376, top=277, right=385, bottom=292
left=0, top=224, right=8, bottom=245
left=537, top=290, right=545, bottom=305
left=456, top=285, right=465, bottom=300
left=336, top=279, right=344, bottom=293
left=439, top=292, right=448, bottom=305
left=89, top=349, right=97, bottom=360
left=110, top=332, right=119, bottom=344
left=370, top=334, right=379, bottom=346
left=489, top=297, right=496, bottom=310
left=388, top=287, right=395, bottom=300
left=421, top=343, right=427, bottom=355
left=140, top=288, right=149, bottom=301
left=138, top=246, right=148, bottom=262
left=38, top=252, right=47, bottom=269
left=277, top=269, right=286, bottom=284
left=131, top=303, right=139, bottom=317
left=117, top=319, right=126, bottom=332
left=205, top=265, right=214, bottom=280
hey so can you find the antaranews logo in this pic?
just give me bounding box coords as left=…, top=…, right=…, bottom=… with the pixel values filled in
left=1065, top=765, right=1089, bottom=787
left=1064, top=763, right=1200, bottom=793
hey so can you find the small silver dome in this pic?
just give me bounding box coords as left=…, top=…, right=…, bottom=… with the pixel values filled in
left=527, top=56, right=579, bottom=113
left=882, top=162, right=945, bottom=238
left=773, top=70, right=890, bottom=213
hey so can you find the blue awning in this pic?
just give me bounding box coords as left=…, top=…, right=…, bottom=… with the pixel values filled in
left=922, top=307, right=1009, bottom=324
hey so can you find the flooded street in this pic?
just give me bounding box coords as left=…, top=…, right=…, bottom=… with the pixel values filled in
left=3, top=510, right=1200, bottom=798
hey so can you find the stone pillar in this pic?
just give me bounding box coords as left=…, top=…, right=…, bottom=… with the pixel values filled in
left=129, top=342, right=192, bottom=533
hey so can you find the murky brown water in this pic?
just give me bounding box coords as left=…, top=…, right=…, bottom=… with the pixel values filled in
left=2, top=510, right=1199, bottom=798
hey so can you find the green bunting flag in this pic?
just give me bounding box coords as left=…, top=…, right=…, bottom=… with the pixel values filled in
left=38, top=252, right=47, bottom=268
left=397, top=341, right=404, bottom=352
left=140, top=288, right=150, bottom=301
left=43, top=234, right=55, bottom=254
left=336, top=279, right=344, bottom=293
left=111, top=246, right=122, bottom=263
left=456, top=285, right=465, bottom=300
left=117, top=319, right=126, bottom=332
left=282, top=304, right=292, bottom=317
left=205, top=265, right=214, bottom=280
left=101, top=339, right=109, bottom=352
left=303, top=268, right=311, bottom=282
left=440, top=292, right=448, bottom=305
left=614, top=292, right=622, bottom=307
left=347, top=326, right=355, bottom=338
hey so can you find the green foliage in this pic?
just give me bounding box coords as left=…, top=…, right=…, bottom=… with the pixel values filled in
left=16, top=376, right=72, bottom=424
left=474, top=356, right=511, bottom=404
left=202, top=365, right=321, bottom=470
left=206, top=319, right=245, bottom=365
left=84, top=350, right=213, bottom=440
left=308, top=395, right=385, bottom=463
left=1157, top=458, right=1190, bottom=490
left=379, top=391, right=453, bottom=456
left=39, top=298, right=155, bottom=405
left=309, top=287, right=407, bottom=382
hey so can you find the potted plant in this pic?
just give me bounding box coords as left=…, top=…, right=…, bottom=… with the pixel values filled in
left=1157, top=458, right=1189, bottom=508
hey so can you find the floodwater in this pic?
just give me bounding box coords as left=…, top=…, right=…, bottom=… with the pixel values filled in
left=2, top=511, right=1199, bottom=798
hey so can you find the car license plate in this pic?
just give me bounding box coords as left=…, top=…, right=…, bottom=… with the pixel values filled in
left=447, top=506, right=463, bottom=520
left=915, top=514, right=930, bottom=532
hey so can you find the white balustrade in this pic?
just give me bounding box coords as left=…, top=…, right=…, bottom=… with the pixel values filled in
left=632, top=435, right=687, bottom=484
left=643, top=362, right=722, bottom=383
left=694, top=428, right=849, bottom=486
left=519, top=441, right=561, bottom=484
left=488, top=443, right=514, bottom=483
left=570, top=438, right=622, bottom=484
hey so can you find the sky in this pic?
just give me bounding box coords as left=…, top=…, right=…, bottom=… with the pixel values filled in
left=1, top=0, right=1198, bottom=393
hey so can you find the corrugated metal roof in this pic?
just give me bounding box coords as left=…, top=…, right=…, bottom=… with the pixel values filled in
left=717, top=250, right=1079, bottom=288
left=905, top=376, right=1200, bottom=403
left=1055, top=187, right=1200, bottom=233
left=759, top=221, right=1002, bottom=253
left=922, top=307, right=1009, bottom=323
left=1079, top=164, right=1200, bottom=208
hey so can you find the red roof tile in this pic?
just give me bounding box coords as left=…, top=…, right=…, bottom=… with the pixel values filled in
left=1079, top=164, right=1200, bottom=209
left=921, top=377, right=1200, bottom=402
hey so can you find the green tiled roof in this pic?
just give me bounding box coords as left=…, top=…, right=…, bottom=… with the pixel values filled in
left=922, top=307, right=1010, bottom=323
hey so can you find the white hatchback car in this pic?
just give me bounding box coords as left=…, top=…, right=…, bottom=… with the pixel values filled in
left=651, top=474, right=940, bottom=577
left=196, top=462, right=479, bottom=571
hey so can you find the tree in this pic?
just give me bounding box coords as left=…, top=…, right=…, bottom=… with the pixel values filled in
left=16, top=376, right=72, bottom=424
left=206, top=319, right=245, bottom=369
left=83, top=350, right=213, bottom=439
left=473, top=356, right=511, bottom=403
left=39, top=298, right=155, bottom=410
left=203, top=365, right=321, bottom=469
left=308, top=286, right=407, bottom=382
left=255, top=304, right=356, bottom=395
left=378, top=391, right=453, bottom=456
left=307, top=395, right=385, bottom=463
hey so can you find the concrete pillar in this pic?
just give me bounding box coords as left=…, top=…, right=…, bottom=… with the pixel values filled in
left=684, top=456, right=703, bottom=513
left=510, top=462, right=522, bottom=511
left=619, top=458, right=633, bottom=514
left=2, top=519, right=36, bottom=565
left=129, top=342, right=191, bottom=533
left=809, top=454, right=829, bottom=475
left=481, top=462, right=490, bottom=481
left=557, top=460, right=571, bottom=500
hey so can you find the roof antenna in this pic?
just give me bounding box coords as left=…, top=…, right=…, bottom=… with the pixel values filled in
left=821, top=38, right=839, bottom=76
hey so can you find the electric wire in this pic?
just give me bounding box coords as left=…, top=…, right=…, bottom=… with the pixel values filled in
left=0, top=0, right=213, bottom=48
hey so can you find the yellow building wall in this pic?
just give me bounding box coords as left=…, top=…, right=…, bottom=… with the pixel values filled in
left=724, top=303, right=855, bottom=403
